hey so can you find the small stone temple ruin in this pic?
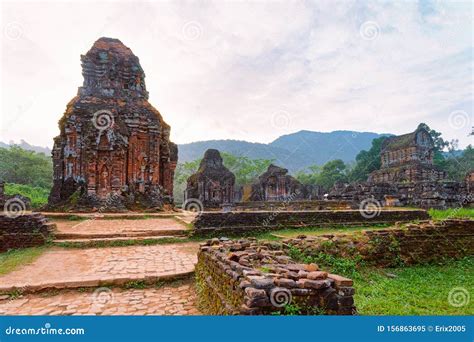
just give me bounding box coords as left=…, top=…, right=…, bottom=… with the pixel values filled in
left=185, top=149, right=235, bottom=208
left=368, top=126, right=446, bottom=183
left=48, top=37, right=177, bottom=211
left=250, top=164, right=305, bottom=201
left=329, top=126, right=473, bottom=209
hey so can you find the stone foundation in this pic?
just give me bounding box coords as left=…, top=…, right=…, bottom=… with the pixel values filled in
left=192, top=209, right=430, bottom=236
left=284, top=219, right=474, bottom=267
left=196, top=239, right=355, bottom=315
left=329, top=181, right=472, bottom=210
left=231, top=200, right=353, bottom=211
left=0, top=213, right=56, bottom=252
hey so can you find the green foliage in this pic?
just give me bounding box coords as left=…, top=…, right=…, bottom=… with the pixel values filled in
left=221, top=152, right=273, bottom=186
left=173, top=152, right=273, bottom=202
left=173, top=159, right=202, bottom=203
left=4, top=183, right=49, bottom=208
left=124, top=280, right=147, bottom=289
left=295, top=165, right=321, bottom=185
left=441, top=145, right=474, bottom=181
left=417, top=123, right=449, bottom=153
left=287, top=245, right=361, bottom=278
left=348, top=136, right=387, bottom=182
left=354, top=257, right=474, bottom=315
left=296, top=160, right=348, bottom=190
left=0, top=247, right=47, bottom=276
left=0, top=146, right=52, bottom=188
left=317, top=159, right=348, bottom=189
left=55, top=236, right=190, bottom=249
left=428, top=208, right=474, bottom=220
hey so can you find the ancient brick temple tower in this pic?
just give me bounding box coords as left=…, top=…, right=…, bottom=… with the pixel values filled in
left=48, top=37, right=177, bottom=211
left=185, top=149, right=235, bottom=208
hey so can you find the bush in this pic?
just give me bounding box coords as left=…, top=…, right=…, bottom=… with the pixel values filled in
left=4, top=183, right=49, bottom=208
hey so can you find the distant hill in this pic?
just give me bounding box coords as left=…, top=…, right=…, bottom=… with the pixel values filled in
left=178, top=130, right=391, bottom=173
left=3, top=130, right=391, bottom=173
left=0, top=140, right=51, bottom=156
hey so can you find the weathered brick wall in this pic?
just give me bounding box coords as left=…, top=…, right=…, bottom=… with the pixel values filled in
left=193, top=209, right=430, bottom=236
left=285, top=219, right=474, bottom=267
left=196, top=238, right=355, bottom=315
left=231, top=200, right=354, bottom=211
left=0, top=213, right=56, bottom=252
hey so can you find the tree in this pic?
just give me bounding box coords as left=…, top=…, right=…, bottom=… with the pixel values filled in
left=348, top=136, right=387, bottom=182
left=172, top=159, right=201, bottom=203
left=0, top=146, right=52, bottom=189
left=172, top=153, right=274, bottom=203
left=221, top=153, right=273, bottom=186
left=296, top=165, right=322, bottom=185
left=442, top=145, right=474, bottom=181
left=417, top=122, right=449, bottom=167
left=316, top=159, right=348, bottom=190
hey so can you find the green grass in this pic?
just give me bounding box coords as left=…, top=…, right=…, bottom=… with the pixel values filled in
left=286, top=242, right=474, bottom=315
left=4, top=183, right=50, bottom=209
left=354, top=257, right=474, bottom=315
left=54, top=237, right=197, bottom=249
left=428, top=208, right=474, bottom=220
left=254, top=224, right=391, bottom=240
left=0, top=247, right=47, bottom=275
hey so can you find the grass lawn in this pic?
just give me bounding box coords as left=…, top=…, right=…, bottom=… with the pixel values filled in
left=261, top=224, right=391, bottom=239
left=429, top=208, right=474, bottom=220
left=286, top=244, right=473, bottom=315
left=354, top=257, right=474, bottom=315
left=0, top=247, right=47, bottom=276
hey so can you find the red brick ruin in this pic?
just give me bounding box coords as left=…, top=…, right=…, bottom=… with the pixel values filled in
left=48, top=37, right=177, bottom=211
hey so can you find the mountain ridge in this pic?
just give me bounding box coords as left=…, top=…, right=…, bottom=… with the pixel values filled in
left=2, top=130, right=392, bottom=173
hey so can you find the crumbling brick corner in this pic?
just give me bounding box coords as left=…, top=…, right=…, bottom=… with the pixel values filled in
left=0, top=213, right=56, bottom=252
left=195, top=238, right=356, bottom=315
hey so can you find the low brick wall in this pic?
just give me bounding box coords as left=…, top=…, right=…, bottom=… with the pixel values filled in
left=193, top=209, right=430, bottom=236
left=285, top=219, right=474, bottom=267
left=232, top=200, right=354, bottom=211
left=196, top=238, right=355, bottom=315
left=0, top=213, right=56, bottom=252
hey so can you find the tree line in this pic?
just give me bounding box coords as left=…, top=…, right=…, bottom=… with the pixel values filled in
left=1, top=122, right=472, bottom=206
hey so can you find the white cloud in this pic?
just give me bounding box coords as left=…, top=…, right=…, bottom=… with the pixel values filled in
left=0, top=0, right=472, bottom=149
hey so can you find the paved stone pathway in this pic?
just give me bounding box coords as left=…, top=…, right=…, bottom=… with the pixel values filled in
left=0, top=282, right=200, bottom=315
left=0, top=243, right=198, bottom=292
left=54, top=218, right=189, bottom=239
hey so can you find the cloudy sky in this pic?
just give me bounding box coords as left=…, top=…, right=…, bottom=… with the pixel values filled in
left=1, top=0, right=472, bottom=149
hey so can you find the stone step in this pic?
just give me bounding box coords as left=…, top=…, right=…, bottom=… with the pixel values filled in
left=0, top=271, right=195, bottom=295
left=53, top=235, right=187, bottom=247
left=0, top=243, right=198, bottom=295
left=54, top=229, right=188, bottom=240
